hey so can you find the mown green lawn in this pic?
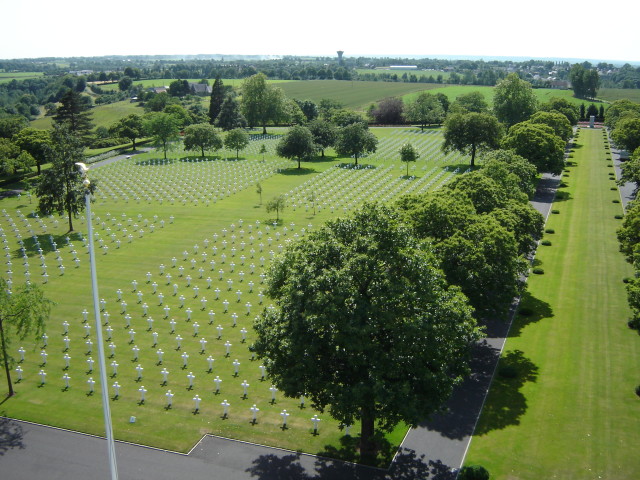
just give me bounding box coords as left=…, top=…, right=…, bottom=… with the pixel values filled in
left=0, top=127, right=467, bottom=464
left=464, top=128, right=640, bottom=479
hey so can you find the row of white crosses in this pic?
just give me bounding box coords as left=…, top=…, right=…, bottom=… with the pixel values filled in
left=91, top=155, right=289, bottom=205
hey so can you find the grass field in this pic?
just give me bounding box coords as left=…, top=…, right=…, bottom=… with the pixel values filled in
left=463, top=128, right=640, bottom=479
left=0, top=127, right=469, bottom=464
left=0, top=72, right=44, bottom=83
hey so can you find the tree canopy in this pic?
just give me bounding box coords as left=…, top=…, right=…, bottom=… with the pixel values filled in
left=502, top=122, right=565, bottom=174
left=183, top=123, right=222, bottom=157
left=108, top=113, right=144, bottom=151
left=0, top=278, right=53, bottom=397
left=275, top=125, right=316, bottom=169
left=252, top=203, right=481, bottom=463
left=224, top=128, right=249, bottom=159
left=143, top=112, right=181, bottom=159
left=241, top=73, right=288, bottom=134
left=334, top=123, right=378, bottom=166
left=53, top=89, right=94, bottom=144
left=442, top=112, right=502, bottom=167
left=492, top=73, right=537, bottom=127
left=405, top=92, right=445, bottom=131
left=35, top=125, right=92, bottom=231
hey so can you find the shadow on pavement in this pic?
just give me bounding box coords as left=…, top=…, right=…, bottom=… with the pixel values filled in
left=0, top=416, right=25, bottom=456
left=245, top=448, right=455, bottom=480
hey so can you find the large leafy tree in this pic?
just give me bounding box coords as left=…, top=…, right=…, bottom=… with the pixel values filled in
left=451, top=91, right=489, bottom=114
left=252, top=203, right=481, bottom=463
left=492, top=73, right=537, bottom=127
left=502, top=122, right=565, bottom=174
left=0, top=278, right=53, bottom=397
left=183, top=123, right=223, bottom=157
left=334, top=123, right=378, bottom=166
left=619, top=149, right=640, bottom=198
left=307, top=119, right=337, bottom=157
left=442, top=112, right=502, bottom=167
left=208, top=76, right=225, bottom=125
left=479, top=149, right=539, bottom=200
left=611, top=117, right=640, bottom=153
left=241, top=73, right=287, bottom=134
left=569, top=64, right=600, bottom=99
left=528, top=111, right=573, bottom=142
left=405, top=92, right=445, bottom=131
left=275, top=125, right=316, bottom=169
left=538, top=97, right=580, bottom=125
left=604, top=100, right=640, bottom=129
left=435, top=214, right=527, bottom=319
left=11, top=128, right=51, bottom=175
left=35, top=126, right=93, bottom=231
left=369, top=97, right=404, bottom=124
left=143, top=112, right=181, bottom=159
left=108, top=114, right=144, bottom=151
left=53, top=89, right=94, bottom=144
left=224, top=128, right=249, bottom=159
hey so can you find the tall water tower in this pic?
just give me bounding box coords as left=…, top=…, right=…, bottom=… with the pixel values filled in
left=337, top=51, right=344, bottom=65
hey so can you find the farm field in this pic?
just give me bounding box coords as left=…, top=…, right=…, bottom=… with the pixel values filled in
left=0, top=71, right=44, bottom=83
left=96, top=78, right=294, bottom=92
left=0, top=127, right=471, bottom=463
left=463, top=128, right=640, bottom=479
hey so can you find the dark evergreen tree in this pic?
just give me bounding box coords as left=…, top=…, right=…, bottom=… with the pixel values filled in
left=215, top=95, right=247, bottom=131
left=208, top=76, right=225, bottom=125
left=579, top=103, right=586, bottom=121
left=53, top=89, right=94, bottom=144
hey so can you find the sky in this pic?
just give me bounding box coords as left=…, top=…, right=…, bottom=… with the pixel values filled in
left=2, top=0, right=639, bottom=64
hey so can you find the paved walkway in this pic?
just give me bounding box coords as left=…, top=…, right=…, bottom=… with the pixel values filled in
left=0, top=172, right=561, bottom=480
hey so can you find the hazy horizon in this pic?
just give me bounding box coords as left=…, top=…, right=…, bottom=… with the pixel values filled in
left=3, top=0, right=638, bottom=65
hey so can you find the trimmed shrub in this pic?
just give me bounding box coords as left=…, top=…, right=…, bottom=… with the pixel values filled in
left=615, top=215, right=623, bottom=219
left=541, top=240, right=552, bottom=246
left=545, top=228, right=555, bottom=234
left=613, top=199, right=620, bottom=203
left=532, top=267, right=545, bottom=274
left=551, top=209, right=560, bottom=214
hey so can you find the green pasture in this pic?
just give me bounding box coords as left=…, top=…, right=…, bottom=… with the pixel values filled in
left=464, top=128, right=640, bottom=479
left=356, top=68, right=451, bottom=80
left=30, top=100, right=145, bottom=132
left=0, top=127, right=469, bottom=463
left=0, top=72, right=44, bottom=83
left=96, top=78, right=293, bottom=93
left=597, top=88, right=640, bottom=104
left=277, top=80, right=438, bottom=111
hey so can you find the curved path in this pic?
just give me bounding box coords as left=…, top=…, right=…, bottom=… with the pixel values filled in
left=0, top=170, right=561, bottom=480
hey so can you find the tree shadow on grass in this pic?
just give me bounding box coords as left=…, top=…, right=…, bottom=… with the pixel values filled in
left=0, top=415, right=25, bottom=456
left=15, top=232, right=71, bottom=258
left=245, top=447, right=455, bottom=480
left=510, top=292, right=554, bottom=338
left=473, top=349, right=539, bottom=436
left=278, top=167, right=316, bottom=176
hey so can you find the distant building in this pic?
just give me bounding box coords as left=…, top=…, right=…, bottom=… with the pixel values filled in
left=390, top=65, right=418, bottom=70
left=69, top=70, right=93, bottom=76
left=189, top=83, right=212, bottom=95
left=149, top=86, right=169, bottom=94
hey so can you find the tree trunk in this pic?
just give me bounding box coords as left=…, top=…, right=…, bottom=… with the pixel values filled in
left=67, top=207, right=74, bottom=232
left=262, top=124, right=267, bottom=135
left=132, top=138, right=137, bottom=151
left=471, top=144, right=476, bottom=168
left=0, top=319, right=15, bottom=397
left=359, top=406, right=376, bottom=464
left=297, top=159, right=301, bottom=169
left=355, top=154, right=359, bottom=166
